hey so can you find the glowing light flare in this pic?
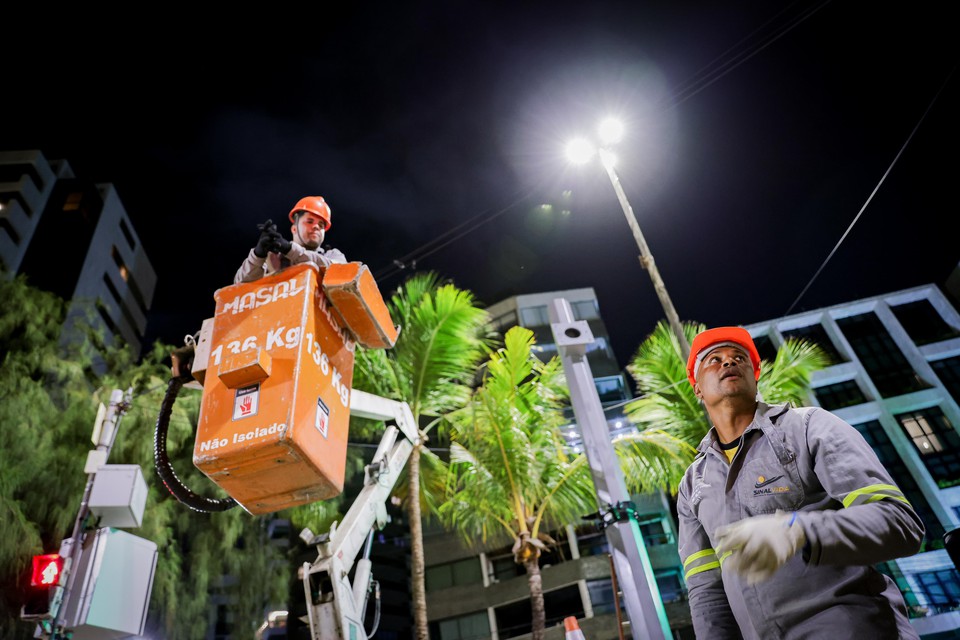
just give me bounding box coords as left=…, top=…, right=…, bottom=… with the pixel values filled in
left=598, top=117, right=624, bottom=145
left=565, top=138, right=596, bottom=165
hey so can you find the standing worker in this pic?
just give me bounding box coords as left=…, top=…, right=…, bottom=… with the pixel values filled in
left=235, top=195, right=347, bottom=284
left=677, top=326, right=924, bottom=639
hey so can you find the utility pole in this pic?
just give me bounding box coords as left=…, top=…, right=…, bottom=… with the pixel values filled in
left=598, top=148, right=691, bottom=361
left=549, top=298, right=672, bottom=640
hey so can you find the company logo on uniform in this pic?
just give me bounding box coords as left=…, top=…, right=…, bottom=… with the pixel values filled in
left=753, top=474, right=790, bottom=496
left=754, top=475, right=784, bottom=489
left=233, top=384, right=260, bottom=420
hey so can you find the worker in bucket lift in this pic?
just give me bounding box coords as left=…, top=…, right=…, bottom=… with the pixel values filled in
left=234, top=196, right=347, bottom=284
left=676, top=326, right=924, bottom=640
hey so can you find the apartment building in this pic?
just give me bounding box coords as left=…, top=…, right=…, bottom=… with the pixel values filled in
left=746, top=283, right=960, bottom=639
left=0, top=149, right=157, bottom=357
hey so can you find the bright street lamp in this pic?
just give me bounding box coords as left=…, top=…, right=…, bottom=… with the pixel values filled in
left=598, top=117, right=624, bottom=145
left=564, top=138, right=596, bottom=165
left=568, top=118, right=691, bottom=361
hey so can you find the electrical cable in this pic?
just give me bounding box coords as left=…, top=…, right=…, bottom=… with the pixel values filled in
left=153, top=375, right=238, bottom=512
left=366, top=580, right=382, bottom=639
left=373, top=179, right=547, bottom=283
left=783, top=63, right=957, bottom=316
left=665, top=0, right=833, bottom=110
left=670, top=0, right=807, bottom=97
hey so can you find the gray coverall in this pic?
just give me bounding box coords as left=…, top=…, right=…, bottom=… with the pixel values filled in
left=234, top=243, right=347, bottom=285
left=677, top=401, right=925, bottom=639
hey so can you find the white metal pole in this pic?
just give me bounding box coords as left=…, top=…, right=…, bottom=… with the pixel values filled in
left=549, top=299, right=671, bottom=640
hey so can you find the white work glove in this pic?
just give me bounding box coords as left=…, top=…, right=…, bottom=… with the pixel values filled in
left=715, top=511, right=805, bottom=585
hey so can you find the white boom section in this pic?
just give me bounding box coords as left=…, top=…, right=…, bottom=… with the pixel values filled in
left=300, top=389, right=420, bottom=640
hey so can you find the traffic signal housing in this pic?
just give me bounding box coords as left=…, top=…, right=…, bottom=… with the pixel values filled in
left=21, top=553, right=65, bottom=620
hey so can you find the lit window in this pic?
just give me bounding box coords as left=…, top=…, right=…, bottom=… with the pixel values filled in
left=111, top=247, right=130, bottom=282
left=63, top=192, right=83, bottom=211
left=902, top=416, right=944, bottom=454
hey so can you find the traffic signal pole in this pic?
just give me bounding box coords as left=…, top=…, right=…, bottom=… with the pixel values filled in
left=549, top=298, right=672, bottom=640
left=44, top=388, right=131, bottom=637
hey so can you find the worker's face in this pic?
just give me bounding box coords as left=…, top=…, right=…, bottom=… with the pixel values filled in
left=693, top=346, right=757, bottom=405
left=292, top=213, right=326, bottom=250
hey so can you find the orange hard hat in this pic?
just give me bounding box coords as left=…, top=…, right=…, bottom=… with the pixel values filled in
left=686, top=326, right=761, bottom=387
left=289, top=196, right=332, bottom=230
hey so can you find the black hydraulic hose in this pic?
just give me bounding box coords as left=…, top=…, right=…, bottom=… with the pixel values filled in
left=154, top=375, right=237, bottom=512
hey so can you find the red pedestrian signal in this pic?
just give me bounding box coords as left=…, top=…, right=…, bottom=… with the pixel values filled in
left=31, top=554, right=63, bottom=587
left=21, top=553, right=65, bottom=620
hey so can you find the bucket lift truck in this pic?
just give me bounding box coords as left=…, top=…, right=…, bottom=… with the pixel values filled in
left=155, top=260, right=420, bottom=639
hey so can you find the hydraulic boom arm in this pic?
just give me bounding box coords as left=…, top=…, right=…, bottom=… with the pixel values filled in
left=298, top=389, right=420, bottom=639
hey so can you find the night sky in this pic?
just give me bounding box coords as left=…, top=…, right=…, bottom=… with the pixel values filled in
left=6, top=2, right=958, bottom=369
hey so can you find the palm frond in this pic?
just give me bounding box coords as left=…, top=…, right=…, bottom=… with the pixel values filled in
left=758, top=337, right=831, bottom=406
left=366, top=273, right=492, bottom=418
left=614, top=428, right=699, bottom=495
left=440, top=326, right=599, bottom=549
left=625, top=321, right=705, bottom=429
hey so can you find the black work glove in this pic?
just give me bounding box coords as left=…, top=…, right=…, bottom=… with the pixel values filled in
left=273, top=232, right=292, bottom=255
left=254, top=219, right=278, bottom=258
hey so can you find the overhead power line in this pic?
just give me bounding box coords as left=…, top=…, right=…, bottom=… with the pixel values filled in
left=666, top=0, right=833, bottom=110
left=783, top=63, right=957, bottom=317
left=373, top=181, right=545, bottom=283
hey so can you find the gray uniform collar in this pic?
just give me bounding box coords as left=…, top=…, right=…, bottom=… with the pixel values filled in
left=696, top=401, right=792, bottom=454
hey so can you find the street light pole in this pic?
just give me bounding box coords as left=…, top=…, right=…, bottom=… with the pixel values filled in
left=549, top=298, right=672, bottom=640
left=597, top=147, right=690, bottom=362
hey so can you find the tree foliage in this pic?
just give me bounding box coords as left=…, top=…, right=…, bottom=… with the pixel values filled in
left=0, top=274, right=288, bottom=639
left=0, top=275, right=95, bottom=639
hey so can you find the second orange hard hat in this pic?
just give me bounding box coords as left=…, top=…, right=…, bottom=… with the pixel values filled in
left=686, top=326, right=761, bottom=387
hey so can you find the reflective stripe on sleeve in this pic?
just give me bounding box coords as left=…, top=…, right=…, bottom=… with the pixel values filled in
left=718, top=550, right=733, bottom=566
left=841, top=483, right=912, bottom=509
left=683, top=548, right=720, bottom=580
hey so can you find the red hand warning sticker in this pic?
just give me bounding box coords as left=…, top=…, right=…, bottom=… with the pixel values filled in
left=316, top=397, right=330, bottom=439
left=233, top=384, right=260, bottom=420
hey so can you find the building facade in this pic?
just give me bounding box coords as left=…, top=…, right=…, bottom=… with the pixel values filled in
left=0, top=149, right=157, bottom=357
left=746, top=283, right=960, bottom=639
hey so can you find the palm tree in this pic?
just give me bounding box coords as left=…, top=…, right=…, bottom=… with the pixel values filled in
left=618, top=320, right=831, bottom=495
left=439, top=326, right=598, bottom=640
left=351, top=271, right=492, bottom=640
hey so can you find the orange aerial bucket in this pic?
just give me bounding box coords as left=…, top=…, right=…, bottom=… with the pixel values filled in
left=192, top=263, right=358, bottom=514
left=323, top=262, right=399, bottom=350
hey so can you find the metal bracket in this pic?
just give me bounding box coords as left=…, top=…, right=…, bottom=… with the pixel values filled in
left=583, top=501, right=640, bottom=530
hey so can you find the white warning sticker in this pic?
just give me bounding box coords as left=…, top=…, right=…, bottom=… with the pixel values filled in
left=316, top=397, right=330, bottom=438
left=233, top=384, right=260, bottom=421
